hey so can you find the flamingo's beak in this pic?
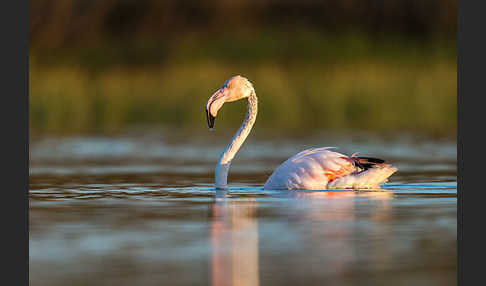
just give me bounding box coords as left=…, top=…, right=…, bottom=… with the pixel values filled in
left=206, top=108, right=215, bottom=129
left=205, top=87, right=227, bottom=129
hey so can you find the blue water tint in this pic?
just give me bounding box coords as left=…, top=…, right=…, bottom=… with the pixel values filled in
left=29, top=133, right=457, bottom=286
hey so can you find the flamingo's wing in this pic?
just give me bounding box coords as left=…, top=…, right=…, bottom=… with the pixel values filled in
left=326, top=164, right=397, bottom=189
left=263, top=147, right=356, bottom=190
left=263, top=147, right=397, bottom=190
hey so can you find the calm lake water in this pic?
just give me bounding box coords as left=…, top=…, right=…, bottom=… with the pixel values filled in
left=29, top=130, right=457, bottom=286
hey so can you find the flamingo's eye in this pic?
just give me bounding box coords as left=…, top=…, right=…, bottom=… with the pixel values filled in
left=221, top=78, right=231, bottom=89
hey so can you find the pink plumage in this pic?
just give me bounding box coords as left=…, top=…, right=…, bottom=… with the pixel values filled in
left=263, top=147, right=397, bottom=190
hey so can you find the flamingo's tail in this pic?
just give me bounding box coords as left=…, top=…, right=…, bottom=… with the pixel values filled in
left=353, top=164, right=397, bottom=188
left=327, top=157, right=397, bottom=189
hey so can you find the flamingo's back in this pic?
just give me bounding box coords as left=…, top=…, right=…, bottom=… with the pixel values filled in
left=263, top=147, right=397, bottom=190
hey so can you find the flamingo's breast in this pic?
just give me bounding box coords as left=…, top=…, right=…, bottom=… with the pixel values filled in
left=263, top=148, right=353, bottom=190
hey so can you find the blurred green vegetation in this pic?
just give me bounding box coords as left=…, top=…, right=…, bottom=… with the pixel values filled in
left=29, top=1, right=456, bottom=137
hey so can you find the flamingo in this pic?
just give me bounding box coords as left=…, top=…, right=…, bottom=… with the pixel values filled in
left=205, top=75, right=397, bottom=190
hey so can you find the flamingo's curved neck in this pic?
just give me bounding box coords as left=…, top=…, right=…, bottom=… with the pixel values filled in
left=215, top=91, right=258, bottom=189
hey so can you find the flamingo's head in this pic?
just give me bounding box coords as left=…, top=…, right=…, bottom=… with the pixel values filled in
left=205, top=75, right=254, bottom=129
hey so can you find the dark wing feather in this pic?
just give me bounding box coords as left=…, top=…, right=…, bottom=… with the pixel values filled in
left=353, top=157, right=386, bottom=171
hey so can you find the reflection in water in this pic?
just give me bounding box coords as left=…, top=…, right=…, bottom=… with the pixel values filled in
left=289, top=190, right=393, bottom=278
left=29, top=134, right=456, bottom=286
left=211, top=189, right=259, bottom=286
left=209, top=190, right=395, bottom=285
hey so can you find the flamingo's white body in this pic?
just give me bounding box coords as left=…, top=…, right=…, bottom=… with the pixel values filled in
left=205, top=75, right=397, bottom=190
left=263, top=147, right=396, bottom=190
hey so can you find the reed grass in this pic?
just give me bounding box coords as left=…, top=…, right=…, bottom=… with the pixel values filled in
left=30, top=33, right=456, bottom=137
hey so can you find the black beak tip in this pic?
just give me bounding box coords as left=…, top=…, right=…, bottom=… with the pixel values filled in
left=206, top=109, right=215, bottom=129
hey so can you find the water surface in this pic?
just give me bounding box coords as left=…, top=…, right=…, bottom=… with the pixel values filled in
left=30, top=131, right=456, bottom=286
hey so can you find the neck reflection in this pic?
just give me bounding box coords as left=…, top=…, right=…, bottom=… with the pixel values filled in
left=210, top=189, right=259, bottom=286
